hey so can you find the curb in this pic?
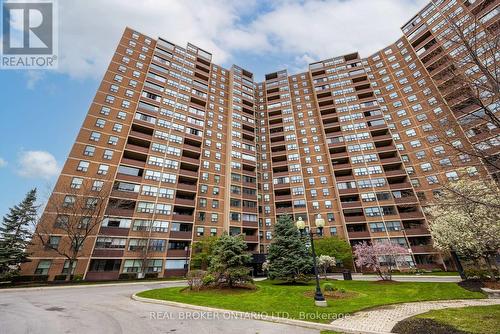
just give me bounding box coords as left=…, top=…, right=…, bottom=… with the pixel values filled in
left=131, top=293, right=391, bottom=334
left=0, top=280, right=187, bottom=293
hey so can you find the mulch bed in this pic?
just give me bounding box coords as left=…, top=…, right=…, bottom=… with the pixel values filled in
left=373, top=280, right=401, bottom=284
left=392, top=318, right=471, bottom=334
left=458, top=279, right=500, bottom=292
left=303, top=290, right=358, bottom=299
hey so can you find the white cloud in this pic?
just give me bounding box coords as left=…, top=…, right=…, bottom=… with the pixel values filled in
left=17, top=151, right=61, bottom=180
left=25, top=71, right=45, bottom=89
left=0, top=158, right=7, bottom=168
left=52, top=0, right=427, bottom=80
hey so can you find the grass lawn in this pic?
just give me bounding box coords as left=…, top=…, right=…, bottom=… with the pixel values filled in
left=136, top=279, right=484, bottom=324
left=415, top=305, right=500, bottom=334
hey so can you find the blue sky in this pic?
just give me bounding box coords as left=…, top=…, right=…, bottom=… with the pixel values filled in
left=0, top=0, right=427, bottom=217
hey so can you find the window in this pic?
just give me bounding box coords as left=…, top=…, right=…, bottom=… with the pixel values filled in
left=48, top=236, right=61, bottom=248
left=147, top=259, right=163, bottom=273
left=123, top=259, right=142, bottom=273
left=166, top=260, right=187, bottom=269
left=84, top=146, right=95, bottom=156
left=90, top=132, right=101, bottom=141
left=77, top=161, right=90, bottom=172
left=103, top=149, right=113, bottom=160
left=34, top=260, right=51, bottom=275
left=98, top=164, right=109, bottom=175
left=108, top=136, right=118, bottom=145
left=63, top=195, right=76, bottom=207
left=71, top=177, right=83, bottom=189
left=62, top=260, right=77, bottom=275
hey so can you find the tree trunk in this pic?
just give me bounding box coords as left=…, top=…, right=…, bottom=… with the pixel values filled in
left=65, top=259, right=74, bottom=282
left=485, top=255, right=498, bottom=281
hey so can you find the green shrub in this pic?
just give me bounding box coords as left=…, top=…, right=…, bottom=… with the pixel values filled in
left=339, top=288, right=346, bottom=293
left=202, top=274, right=215, bottom=286
left=323, top=283, right=336, bottom=292
left=144, top=273, right=159, bottom=279
left=72, top=274, right=84, bottom=282
left=464, top=268, right=498, bottom=280
left=118, top=273, right=137, bottom=280
left=0, top=271, right=19, bottom=282
left=11, top=275, right=49, bottom=283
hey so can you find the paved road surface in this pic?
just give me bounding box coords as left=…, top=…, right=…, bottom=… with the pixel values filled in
left=328, top=274, right=461, bottom=283
left=0, top=282, right=318, bottom=334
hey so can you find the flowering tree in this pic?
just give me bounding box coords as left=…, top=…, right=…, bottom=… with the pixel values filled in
left=354, top=242, right=409, bottom=281
left=427, top=178, right=500, bottom=279
left=317, top=255, right=336, bottom=279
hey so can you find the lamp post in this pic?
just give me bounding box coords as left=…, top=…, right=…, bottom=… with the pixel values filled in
left=296, top=215, right=327, bottom=307
left=184, top=245, right=190, bottom=277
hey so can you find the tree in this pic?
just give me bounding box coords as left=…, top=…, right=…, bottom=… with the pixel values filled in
left=0, top=189, right=38, bottom=276
left=208, top=234, right=252, bottom=288
left=33, top=178, right=111, bottom=281
left=429, top=9, right=499, bottom=179
left=427, top=177, right=500, bottom=279
left=267, top=215, right=312, bottom=282
left=191, top=236, right=219, bottom=270
left=314, top=237, right=353, bottom=269
left=354, top=241, right=410, bottom=281
left=317, top=255, right=336, bottom=279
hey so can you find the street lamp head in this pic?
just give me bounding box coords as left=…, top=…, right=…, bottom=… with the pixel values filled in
left=296, top=216, right=306, bottom=230
left=315, top=214, right=325, bottom=228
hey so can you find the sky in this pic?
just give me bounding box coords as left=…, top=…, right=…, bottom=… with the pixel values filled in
left=0, top=0, right=428, bottom=217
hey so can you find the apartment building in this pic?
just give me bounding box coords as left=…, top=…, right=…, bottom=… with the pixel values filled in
left=22, top=0, right=498, bottom=280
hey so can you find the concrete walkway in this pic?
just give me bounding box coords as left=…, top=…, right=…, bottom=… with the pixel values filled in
left=330, top=298, right=500, bottom=333
left=327, top=273, right=462, bottom=283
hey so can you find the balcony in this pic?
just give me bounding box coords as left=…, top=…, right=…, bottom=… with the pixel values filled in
left=242, top=220, right=258, bottom=228
left=172, top=214, right=194, bottom=222
left=399, top=211, right=424, bottom=219
left=110, top=189, right=138, bottom=200
left=115, top=173, right=142, bottom=183
left=169, top=230, right=193, bottom=239
left=181, top=156, right=200, bottom=165
left=389, top=182, right=412, bottom=190
left=411, top=245, right=436, bottom=253
left=274, top=194, right=292, bottom=201
left=394, top=196, right=419, bottom=205
left=244, top=234, right=259, bottom=243
left=341, top=201, right=362, bottom=208
left=99, top=226, right=130, bottom=236
left=125, top=143, right=149, bottom=154
left=177, top=182, right=197, bottom=192
left=167, top=249, right=189, bottom=257
left=129, top=130, right=152, bottom=141
left=404, top=227, right=430, bottom=236
left=174, top=198, right=196, bottom=207
left=337, top=188, right=358, bottom=195
left=105, top=207, right=134, bottom=217
left=344, top=215, right=365, bottom=223
left=92, top=248, right=124, bottom=257
left=348, top=230, right=370, bottom=238
left=384, top=170, right=406, bottom=177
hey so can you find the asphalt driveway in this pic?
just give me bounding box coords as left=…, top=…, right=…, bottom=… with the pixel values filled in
left=0, top=281, right=318, bottom=334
